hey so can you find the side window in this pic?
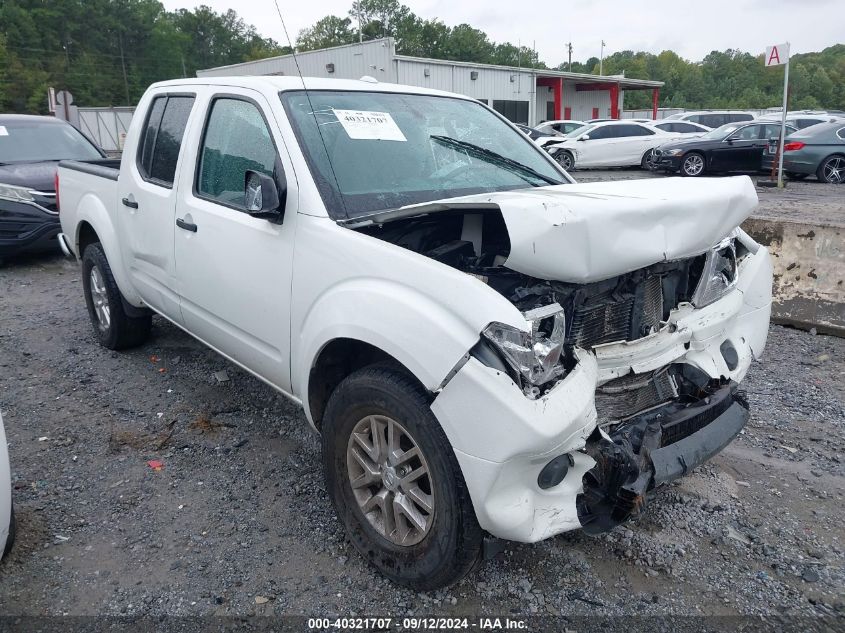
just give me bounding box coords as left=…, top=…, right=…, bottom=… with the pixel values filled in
left=627, top=124, right=655, bottom=136
left=586, top=125, right=615, bottom=140
left=137, top=95, right=195, bottom=187
left=197, top=98, right=278, bottom=209
left=677, top=123, right=697, bottom=132
left=686, top=115, right=701, bottom=124
left=701, top=114, right=724, bottom=128
left=762, top=124, right=782, bottom=139
left=732, top=125, right=760, bottom=140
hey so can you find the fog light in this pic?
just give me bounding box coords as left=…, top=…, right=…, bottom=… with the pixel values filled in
left=538, top=454, right=574, bottom=490
left=720, top=340, right=739, bottom=371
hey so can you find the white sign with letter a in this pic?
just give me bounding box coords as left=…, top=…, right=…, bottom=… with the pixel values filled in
left=765, top=43, right=790, bottom=67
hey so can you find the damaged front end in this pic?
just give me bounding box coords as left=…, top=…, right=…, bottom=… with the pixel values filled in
left=578, top=368, right=749, bottom=534
left=352, top=180, right=771, bottom=542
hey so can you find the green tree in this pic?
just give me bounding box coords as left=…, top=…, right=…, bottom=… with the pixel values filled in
left=297, top=15, right=357, bottom=51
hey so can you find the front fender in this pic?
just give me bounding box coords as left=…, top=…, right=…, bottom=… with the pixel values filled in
left=73, top=193, right=141, bottom=306
left=295, top=277, right=491, bottom=418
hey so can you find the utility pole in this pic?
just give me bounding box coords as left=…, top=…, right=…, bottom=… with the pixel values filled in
left=600, top=40, right=606, bottom=75
left=566, top=42, right=573, bottom=71
left=118, top=30, right=130, bottom=106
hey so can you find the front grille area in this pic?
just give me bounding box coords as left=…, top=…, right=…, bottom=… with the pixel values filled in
left=568, top=275, right=664, bottom=348
left=595, top=367, right=679, bottom=425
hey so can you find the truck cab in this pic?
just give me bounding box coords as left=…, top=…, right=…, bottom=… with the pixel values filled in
left=57, top=77, right=773, bottom=590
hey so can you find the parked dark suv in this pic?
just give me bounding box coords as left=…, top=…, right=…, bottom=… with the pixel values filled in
left=0, top=114, right=104, bottom=261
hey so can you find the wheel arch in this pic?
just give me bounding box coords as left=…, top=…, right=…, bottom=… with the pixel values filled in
left=73, top=196, right=142, bottom=306
left=306, top=337, right=426, bottom=431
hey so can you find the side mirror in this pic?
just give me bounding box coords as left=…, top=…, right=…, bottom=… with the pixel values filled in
left=726, top=137, right=735, bottom=144
left=578, top=135, right=590, bottom=141
left=244, top=170, right=284, bottom=223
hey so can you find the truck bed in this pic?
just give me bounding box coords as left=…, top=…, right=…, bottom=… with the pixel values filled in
left=58, top=159, right=121, bottom=181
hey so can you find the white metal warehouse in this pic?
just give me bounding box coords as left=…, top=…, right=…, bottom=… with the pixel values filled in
left=197, top=38, right=663, bottom=127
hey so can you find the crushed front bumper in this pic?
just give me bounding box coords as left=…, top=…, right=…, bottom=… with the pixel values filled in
left=578, top=379, right=748, bottom=534
left=431, top=238, right=772, bottom=543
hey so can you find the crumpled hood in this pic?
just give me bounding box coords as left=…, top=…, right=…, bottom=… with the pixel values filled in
left=497, top=176, right=757, bottom=282
left=389, top=176, right=757, bottom=283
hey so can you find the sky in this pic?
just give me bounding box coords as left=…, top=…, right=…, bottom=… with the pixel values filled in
left=161, top=0, right=843, bottom=66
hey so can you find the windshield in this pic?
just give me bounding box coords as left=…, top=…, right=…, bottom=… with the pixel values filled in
left=564, top=124, right=594, bottom=139
left=0, top=120, right=102, bottom=163
left=281, top=91, right=566, bottom=219
left=701, top=123, right=742, bottom=141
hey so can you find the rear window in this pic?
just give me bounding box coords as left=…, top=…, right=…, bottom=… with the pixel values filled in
left=137, top=95, right=195, bottom=187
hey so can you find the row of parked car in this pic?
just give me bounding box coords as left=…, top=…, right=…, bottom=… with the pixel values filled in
left=517, top=110, right=845, bottom=183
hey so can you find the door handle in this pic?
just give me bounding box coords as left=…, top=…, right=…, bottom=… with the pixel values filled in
left=176, top=218, right=197, bottom=232
left=121, top=197, right=138, bottom=209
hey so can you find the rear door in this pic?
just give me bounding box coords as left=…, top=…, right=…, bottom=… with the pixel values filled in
left=173, top=88, right=299, bottom=391
left=119, top=93, right=196, bottom=319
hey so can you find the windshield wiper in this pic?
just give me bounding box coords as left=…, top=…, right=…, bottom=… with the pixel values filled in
left=430, top=135, right=563, bottom=186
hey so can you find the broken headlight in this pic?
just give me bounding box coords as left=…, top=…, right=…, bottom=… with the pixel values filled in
left=692, top=238, right=738, bottom=308
left=482, top=303, right=566, bottom=393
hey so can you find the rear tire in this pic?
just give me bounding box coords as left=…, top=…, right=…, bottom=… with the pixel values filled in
left=640, top=149, right=657, bottom=170
left=816, top=155, right=845, bottom=184
left=680, top=152, right=706, bottom=177
left=82, top=243, right=151, bottom=350
left=322, top=365, right=483, bottom=590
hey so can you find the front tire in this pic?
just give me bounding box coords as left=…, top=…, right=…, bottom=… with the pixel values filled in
left=554, top=150, right=574, bottom=171
left=680, top=152, right=706, bottom=177
left=322, top=365, right=483, bottom=590
left=641, top=149, right=657, bottom=170
left=816, top=155, right=845, bottom=184
left=82, top=243, right=151, bottom=350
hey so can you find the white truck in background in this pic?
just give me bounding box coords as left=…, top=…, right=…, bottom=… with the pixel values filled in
left=57, top=77, right=772, bottom=589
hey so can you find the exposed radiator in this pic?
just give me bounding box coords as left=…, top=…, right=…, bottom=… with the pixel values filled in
left=568, top=275, right=663, bottom=348
left=595, top=367, right=679, bottom=425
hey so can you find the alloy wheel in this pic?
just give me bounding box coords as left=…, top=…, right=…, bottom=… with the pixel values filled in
left=683, top=154, right=704, bottom=176
left=822, top=156, right=844, bottom=183
left=556, top=152, right=573, bottom=171
left=89, top=266, right=111, bottom=331
left=346, top=414, right=435, bottom=546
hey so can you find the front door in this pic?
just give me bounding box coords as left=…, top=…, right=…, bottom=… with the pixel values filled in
left=711, top=124, right=761, bottom=171
left=120, top=93, right=196, bottom=318
left=174, top=90, right=298, bottom=391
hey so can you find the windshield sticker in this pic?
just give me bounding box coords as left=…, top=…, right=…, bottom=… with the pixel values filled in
left=0, top=126, right=8, bottom=136
left=333, top=109, right=407, bottom=142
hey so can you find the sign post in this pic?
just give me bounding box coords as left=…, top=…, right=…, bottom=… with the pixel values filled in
left=765, top=42, right=790, bottom=188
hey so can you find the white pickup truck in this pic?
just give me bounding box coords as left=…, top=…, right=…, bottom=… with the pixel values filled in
left=57, top=77, right=772, bottom=589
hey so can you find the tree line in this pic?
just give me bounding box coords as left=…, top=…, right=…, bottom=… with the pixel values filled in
left=1, top=0, right=843, bottom=114
left=0, top=0, right=288, bottom=113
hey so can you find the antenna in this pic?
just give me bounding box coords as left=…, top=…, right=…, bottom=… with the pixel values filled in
left=272, top=0, right=347, bottom=217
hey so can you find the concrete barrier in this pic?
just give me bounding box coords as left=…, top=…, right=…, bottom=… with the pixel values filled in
left=743, top=217, right=845, bottom=336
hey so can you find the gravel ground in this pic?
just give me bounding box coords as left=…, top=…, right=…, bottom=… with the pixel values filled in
left=0, top=252, right=843, bottom=620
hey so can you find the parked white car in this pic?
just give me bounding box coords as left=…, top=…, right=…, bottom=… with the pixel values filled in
left=757, top=112, right=843, bottom=130
left=57, top=77, right=772, bottom=589
left=649, top=120, right=710, bottom=136
left=545, top=120, right=688, bottom=169
left=0, top=410, right=13, bottom=561
left=664, top=110, right=755, bottom=129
